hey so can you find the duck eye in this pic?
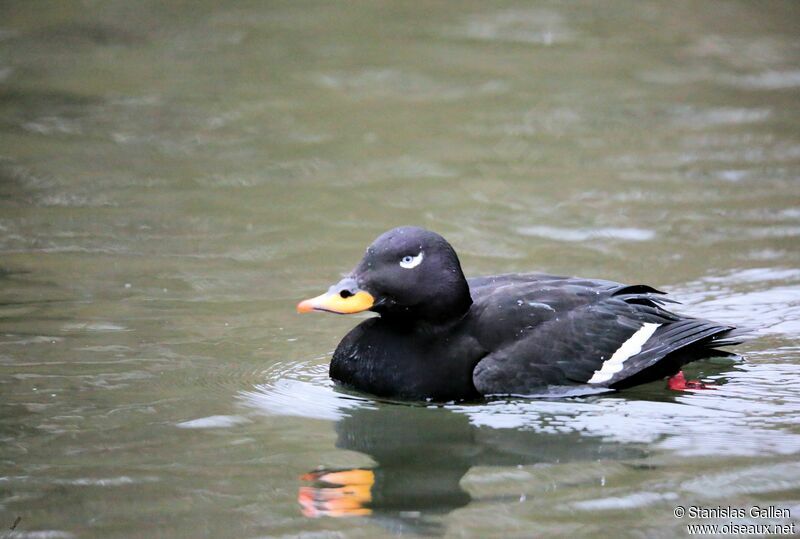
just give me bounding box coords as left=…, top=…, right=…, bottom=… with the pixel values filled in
left=399, top=252, right=423, bottom=269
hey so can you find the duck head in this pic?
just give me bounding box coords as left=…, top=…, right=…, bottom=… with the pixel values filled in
left=297, top=226, right=472, bottom=321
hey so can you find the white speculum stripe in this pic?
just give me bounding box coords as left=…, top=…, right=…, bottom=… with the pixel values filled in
left=400, top=252, right=424, bottom=269
left=587, top=323, right=661, bottom=384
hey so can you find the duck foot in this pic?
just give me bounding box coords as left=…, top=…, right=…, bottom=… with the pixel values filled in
left=667, top=371, right=715, bottom=391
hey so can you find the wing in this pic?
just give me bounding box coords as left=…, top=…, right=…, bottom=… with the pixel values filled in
left=471, top=282, right=735, bottom=396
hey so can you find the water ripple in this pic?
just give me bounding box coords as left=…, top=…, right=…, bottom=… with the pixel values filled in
left=676, top=268, right=800, bottom=336
left=448, top=9, right=573, bottom=45
left=516, top=225, right=655, bottom=242
left=452, top=388, right=800, bottom=457
left=239, top=360, right=375, bottom=421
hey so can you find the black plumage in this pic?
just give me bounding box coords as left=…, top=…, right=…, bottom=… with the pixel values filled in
left=298, top=226, right=742, bottom=401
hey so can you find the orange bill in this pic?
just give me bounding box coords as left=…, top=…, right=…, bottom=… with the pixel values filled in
left=297, top=290, right=374, bottom=314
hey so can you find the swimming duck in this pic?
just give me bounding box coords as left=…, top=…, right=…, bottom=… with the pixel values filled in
left=297, top=226, right=741, bottom=401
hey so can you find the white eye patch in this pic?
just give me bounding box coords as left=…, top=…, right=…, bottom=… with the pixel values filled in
left=399, top=252, right=424, bottom=269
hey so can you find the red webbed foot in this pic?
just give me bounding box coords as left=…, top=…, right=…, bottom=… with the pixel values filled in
left=667, top=371, right=717, bottom=391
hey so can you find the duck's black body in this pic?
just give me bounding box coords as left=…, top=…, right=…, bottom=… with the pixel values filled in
left=299, top=227, right=741, bottom=401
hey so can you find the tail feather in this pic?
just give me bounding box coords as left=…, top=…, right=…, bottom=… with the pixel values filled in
left=605, top=318, right=739, bottom=389
left=707, top=326, right=752, bottom=347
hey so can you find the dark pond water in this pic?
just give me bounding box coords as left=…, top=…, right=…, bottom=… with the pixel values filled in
left=1, top=1, right=799, bottom=537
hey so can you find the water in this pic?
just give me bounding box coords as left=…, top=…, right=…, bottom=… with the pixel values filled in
left=1, top=1, right=799, bottom=537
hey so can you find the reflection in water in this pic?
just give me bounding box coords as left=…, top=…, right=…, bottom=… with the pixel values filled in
left=240, top=351, right=800, bottom=534
left=297, top=404, right=644, bottom=535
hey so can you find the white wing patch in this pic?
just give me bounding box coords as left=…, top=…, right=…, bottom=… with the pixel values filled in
left=587, top=323, right=661, bottom=384
left=400, top=252, right=424, bottom=269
